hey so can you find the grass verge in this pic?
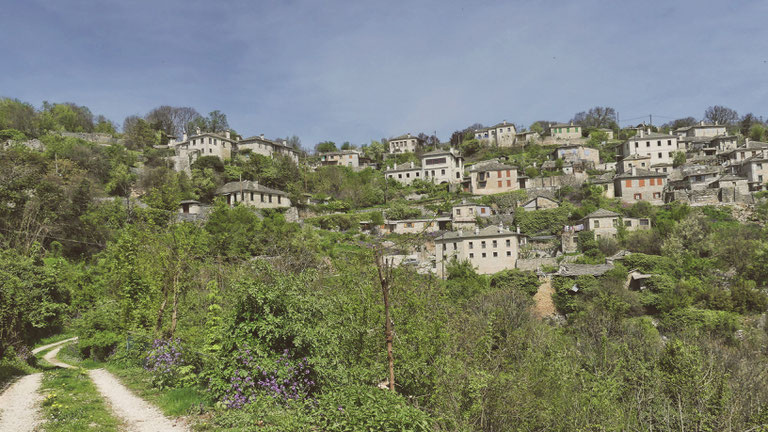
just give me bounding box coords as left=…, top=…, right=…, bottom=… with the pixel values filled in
left=39, top=366, right=123, bottom=431
left=33, top=333, right=76, bottom=350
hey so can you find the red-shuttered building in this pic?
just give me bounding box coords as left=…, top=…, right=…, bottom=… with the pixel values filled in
left=613, top=167, right=668, bottom=205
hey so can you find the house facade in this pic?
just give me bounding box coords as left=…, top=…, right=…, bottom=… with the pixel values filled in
left=452, top=202, right=493, bottom=229
left=172, top=129, right=236, bottom=171
left=421, top=149, right=464, bottom=184
left=388, top=133, right=424, bottom=154
left=613, top=167, right=668, bottom=205
left=521, top=196, right=560, bottom=211
left=554, top=144, right=600, bottom=166
left=216, top=180, right=291, bottom=209
left=549, top=122, right=582, bottom=139
left=581, top=209, right=651, bottom=240
left=319, top=150, right=361, bottom=168
left=237, top=134, right=300, bottom=164
left=474, top=121, right=517, bottom=147
left=468, top=161, right=521, bottom=195
left=435, top=225, right=525, bottom=278
left=384, top=162, right=423, bottom=185
left=618, top=129, right=679, bottom=167
left=738, top=149, right=768, bottom=190
left=673, top=121, right=727, bottom=137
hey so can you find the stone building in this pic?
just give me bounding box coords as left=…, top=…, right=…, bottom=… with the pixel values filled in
left=613, top=167, right=667, bottom=204
left=237, top=134, right=300, bottom=164
left=580, top=209, right=651, bottom=240
left=618, top=129, right=679, bottom=168
left=172, top=129, right=236, bottom=171
left=421, top=149, right=464, bottom=184
left=473, top=121, right=517, bottom=147
left=388, top=133, right=424, bottom=154
left=521, top=196, right=560, bottom=211
left=319, top=150, right=362, bottom=168
left=468, top=161, right=521, bottom=195
left=434, top=225, right=525, bottom=278
left=384, top=162, right=423, bottom=185
left=548, top=122, right=582, bottom=140
left=673, top=121, right=727, bottom=137
left=452, top=202, right=493, bottom=229
left=216, top=180, right=291, bottom=209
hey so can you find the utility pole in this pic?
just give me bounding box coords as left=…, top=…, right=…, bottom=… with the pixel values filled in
left=650, top=114, right=653, bottom=127
left=374, top=247, right=395, bottom=392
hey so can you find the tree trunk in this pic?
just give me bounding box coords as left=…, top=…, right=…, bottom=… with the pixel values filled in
left=169, top=273, right=179, bottom=336
left=375, top=249, right=395, bottom=392
left=154, top=294, right=167, bottom=336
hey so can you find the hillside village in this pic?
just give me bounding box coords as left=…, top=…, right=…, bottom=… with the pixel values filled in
left=3, top=100, right=768, bottom=430
left=88, top=107, right=766, bottom=279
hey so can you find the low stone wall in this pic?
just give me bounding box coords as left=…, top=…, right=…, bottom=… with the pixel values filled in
left=516, top=257, right=558, bottom=271
left=665, top=188, right=754, bottom=206
left=60, top=132, right=122, bottom=145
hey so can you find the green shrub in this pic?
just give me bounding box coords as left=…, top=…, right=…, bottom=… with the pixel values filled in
left=490, top=269, right=540, bottom=296
left=659, top=308, right=739, bottom=339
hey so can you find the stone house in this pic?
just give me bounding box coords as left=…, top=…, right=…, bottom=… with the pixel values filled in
left=548, top=122, right=582, bottom=140
left=554, top=144, right=600, bottom=167
left=172, top=129, right=236, bottom=171
left=452, top=202, right=493, bottom=229
left=179, top=199, right=204, bottom=215
left=613, top=167, right=667, bottom=204
left=421, top=149, right=464, bottom=184
left=216, top=181, right=291, bottom=209
left=388, top=133, right=424, bottom=154
left=381, top=217, right=451, bottom=235
left=237, top=134, right=300, bottom=164
left=677, top=168, right=721, bottom=190
left=590, top=173, right=615, bottom=198
left=516, top=131, right=540, bottom=144
left=591, top=128, right=615, bottom=140
left=319, top=150, right=361, bottom=168
left=618, top=154, right=651, bottom=173
left=618, top=129, right=679, bottom=167
left=385, top=162, right=423, bottom=185
left=473, top=121, right=517, bottom=147
left=521, top=196, right=560, bottom=211
left=434, top=225, right=525, bottom=278
left=673, top=121, right=727, bottom=137
left=580, top=209, right=651, bottom=240
left=710, top=174, right=750, bottom=195
left=468, top=161, right=522, bottom=195
left=738, top=149, right=768, bottom=190
left=718, top=140, right=768, bottom=165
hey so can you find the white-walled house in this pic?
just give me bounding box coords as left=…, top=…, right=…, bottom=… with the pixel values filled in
left=468, top=161, right=521, bottom=195
left=452, top=202, right=493, bottom=229
left=237, top=134, right=300, bottom=164
left=388, top=133, right=425, bottom=154
left=580, top=209, right=651, bottom=240
left=172, top=129, right=236, bottom=171
left=549, top=122, right=582, bottom=140
left=385, top=162, right=423, bottom=185
left=618, top=129, right=679, bottom=168
left=421, top=149, right=464, bottom=184
left=434, top=225, right=526, bottom=278
left=673, top=121, right=727, bottom=138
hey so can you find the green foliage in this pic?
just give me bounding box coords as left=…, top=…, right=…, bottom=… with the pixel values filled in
left=489, top=269, right=540, bottom=296
left=444, top=260, right=489, bottom=300
left=672, top=151, right=686, bottom=167
left=386, top=201, right=423, bottom=220
left=513, top=205, right=571, bottom=235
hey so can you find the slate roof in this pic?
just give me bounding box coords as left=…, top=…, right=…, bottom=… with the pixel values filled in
left=436, top=225, right=520, bottom=241
left=627, top=132, right=676, bottom=141
left=558, top=263, right=615, bottom=277
left=621, top=153, right=651, bottom=161
left=614, top=168, right=667, bottom=179
left=422, top=149, right=459, bottom=157
left=583, top=208, right=620, bottom=219
left=385, top=162, right=421, bottom=172
left=390, top=134, right=422, bottom=141
left=216, top=181, right=288, bottom=196
left=468, top=161, right=516, bottom=172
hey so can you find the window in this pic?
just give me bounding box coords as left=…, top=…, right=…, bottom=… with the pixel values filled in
left=658, top=153, right=662, bottom=158
left=634, top=193, right=642, bottom=200
left=278, top=196, right=282, bottom=204
left=469, top=208, right=474, bottom=214
left=639, top=179, right=645, bottom=187
left=406, top=173, right=410, bottom=178
left=649, top=178, right=655, bottom=186
left=506, top=239, right=511, bottom=247
left=492, top=240, right=497, bottom=248
left=250, top=192, right=254, bottom=200
left=612, top=219, right=618, bottom=227
left=480, top=208, right=486, bottom=214
left=625, top=179, right=632, bottom=188
left=453, top=242, right=457, bottom=250
left=441, top=169, right=446, bottom=175
left=493, top=252, right=498, bottom=257
left=646, top=142, right=650, bottom=147
left=481, top=241, right=486, bottom=249
left=506, top=180, right=511, bottom=187
left=209, top=149, right=212, bottom=153
left=506, top=170, right=511, bottom=177
left=260, top=193, right=264, bottom=202
left=635, top=143, right=639, bottom=148
left=653, top=192, right=661, bottom=199
left=624, top=220, right=631, bottom=227
left=416, top=172, right=420, bottom=177
left=498, top=181, right=502, bottom=187
left=481, top=253, right=486, bottom=258
left=269, top=195, right=273, bottom=203
left=469, top=242, right=473, bottom=249
left=667, top=140, right=672, bottom=145
left=469, top=253, right=474, bottom=258
left=398, top=174, right=402, bottom=179
left=456, top=209, right=461, bottom=216
left=506, top=251, right=512, bottom=256
left=594, top=220, right=600, bottom=228
left=405, top=222, right=413, bottom=228
left=657, top=141, right=661, bottom=146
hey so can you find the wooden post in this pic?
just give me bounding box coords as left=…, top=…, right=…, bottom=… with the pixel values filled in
left=375, top=248, right=395, bottom=391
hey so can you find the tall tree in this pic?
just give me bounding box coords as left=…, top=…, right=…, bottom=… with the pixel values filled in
left=739, top=113, right=762, bottom=137
left=571, top=106, right=617, bottom=129
left=123, top=116, right=158, bottom=150
left=665, top=117, right=697, bottom=130
left=206, top=110, right=229, bottom=133
left=704, top=105, right=738, bottom=125
left=284, top=135, right=301, bottom=149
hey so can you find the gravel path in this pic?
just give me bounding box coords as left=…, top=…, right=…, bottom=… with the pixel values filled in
left=0, top=337, right=79, bottom=431
left=88, top=369, right=188, bottom=432
left=0, top=373, right=44, bottom=432
left=42, top=345, right=75, bottom=369
left=532, top=277, right=556, bottom=318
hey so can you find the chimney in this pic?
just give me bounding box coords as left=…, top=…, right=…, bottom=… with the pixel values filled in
left=516, top=226, right=520, bottom=234
left=260, top=134, right=265, bottom=139
left=474, top=226, right=479, bottom=235
left=195, top=127, right=201, bottom=135
left=745, top=137, right=749, bottom=145
left=570, top=121, right=574, bottom=126
left=498, top=222, right=504, bottom=233
left=700, top=120, right=704, bottom=126
left=632, top=166, right=637, bottom=176
left=225, top=130, right=231, bottom=139
left=394, top=162, right=398, bottom=169
left=182, top=132, right=188, bottom=141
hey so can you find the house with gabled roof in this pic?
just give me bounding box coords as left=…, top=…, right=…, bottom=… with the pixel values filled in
left=385, top=161, right=422, bottom=185
left=618, top=129, right=679, bottom=167
left=673, top=121, right=727, bottom=138
left=580, top=208, right=651, bottom=240
left=521, top=196, right=560, bottom=211
left=473, top=121, right=517, bottom=147
left=434, top=224, right=526, bottom=278
left=388, top=133, right=425, bottom=154
left=216, top=180, right=291, bottom=209
left=237, top=134, right=300, bottom=164
left=171, top=128, right=237, bottom=171
left=548, top=122, right=582, bottom=140
left=421, top=148, right=464, bottom=184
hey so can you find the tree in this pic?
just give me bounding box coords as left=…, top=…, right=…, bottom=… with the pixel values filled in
left=123, top=116, right=158, bottom=150
left=704, top=105, right=738, bottom=125
left=0, top=98, right=39, bottom=136
left=206, top=110, right=229, bottom=133
left=285, top=135, right=301, bottom=150
left=665, top=117, right=697, bottom=131
left=94, top=115, right=117, bottom=134
left=315, top=141, right=338, bottom=153
left=340, top=141, right=354, bottom=150
left=105, top=164, right=136, bottom=198
left=571, top=106, right=617, bottom=129
left=748, top=124, right=766, bottom=142
left=739, top=113, right=762, bottom=137
left=672, top=151, right=686, bottom=167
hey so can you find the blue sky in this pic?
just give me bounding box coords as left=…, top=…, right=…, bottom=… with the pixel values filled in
left=1, top=0, right=766, bottom=148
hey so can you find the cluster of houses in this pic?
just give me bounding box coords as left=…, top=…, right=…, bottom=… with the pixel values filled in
left=162, top=119, right=766, bottom=279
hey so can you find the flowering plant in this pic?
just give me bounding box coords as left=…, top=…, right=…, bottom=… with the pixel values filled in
left=144, top=338, right=195, bottom=389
